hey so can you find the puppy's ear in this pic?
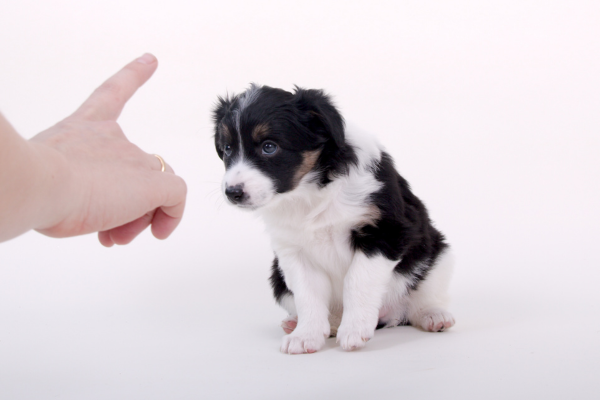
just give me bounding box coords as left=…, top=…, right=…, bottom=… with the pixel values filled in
left=293, top=87, right=345, bottom=147
left=213, top=96, right=233, bottom=160
left=213, top=95, right=233, bottom=125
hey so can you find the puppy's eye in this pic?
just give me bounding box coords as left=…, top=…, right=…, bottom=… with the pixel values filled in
left=262, top=142, right=278, bottom=155
left=224, top=145, right=232, bottom=156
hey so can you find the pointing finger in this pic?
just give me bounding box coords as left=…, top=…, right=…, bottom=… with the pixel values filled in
left=72, top=53, right=158, bottom=121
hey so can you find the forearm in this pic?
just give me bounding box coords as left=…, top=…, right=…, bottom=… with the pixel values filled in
left=0, top=114, right=73, bottom=242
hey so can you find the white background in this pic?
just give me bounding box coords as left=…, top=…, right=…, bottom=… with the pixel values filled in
left=1, top=1, right=599, bottom=399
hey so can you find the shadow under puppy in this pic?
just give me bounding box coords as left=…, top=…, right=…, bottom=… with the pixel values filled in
left=213, top=84, right=455, bottom=354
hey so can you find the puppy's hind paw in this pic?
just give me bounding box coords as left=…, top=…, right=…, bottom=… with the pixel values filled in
left=281, top=316, right=298, bottom=334
left=418, top=309, right=455, bottom=332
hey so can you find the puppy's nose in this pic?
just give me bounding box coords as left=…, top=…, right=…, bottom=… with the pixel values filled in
left=225, top=184, right=245, bottom=203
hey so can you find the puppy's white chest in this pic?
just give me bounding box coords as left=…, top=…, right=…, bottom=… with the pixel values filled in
left=265, top=209, right=356, bottom=274
left=303, top=226, right=353, bottom=272
left=261, top=168, right=379, bottom=274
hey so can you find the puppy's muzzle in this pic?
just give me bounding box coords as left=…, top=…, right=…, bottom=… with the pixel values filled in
left=225, top=184, right=246, bottom=204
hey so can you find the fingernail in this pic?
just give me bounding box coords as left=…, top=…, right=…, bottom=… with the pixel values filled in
left=136, top=53, right=156, bottom=64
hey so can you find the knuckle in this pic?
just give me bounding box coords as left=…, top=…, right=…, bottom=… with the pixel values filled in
left=100, top=120, right=121, bottom=131
left=176, top=176, right=188, bottom=195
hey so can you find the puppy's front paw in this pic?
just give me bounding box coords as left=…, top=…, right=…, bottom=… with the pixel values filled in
left=418, top=309, right=455, bottom=332
left=336, top=321, right=375, bottom=351
left=280, top=327, right=328, bottom=355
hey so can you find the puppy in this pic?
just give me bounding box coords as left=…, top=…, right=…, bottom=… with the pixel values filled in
left=213, top=84, right=454, bottom=354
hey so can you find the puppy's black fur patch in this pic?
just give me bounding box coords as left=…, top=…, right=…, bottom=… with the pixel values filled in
left=213, top=85, right=357, bottom=193
left=269, top=258, right=291, bottom=302
left=351, top=153, right=448, bottom=290
left=214, top=85, right=448, bottom=303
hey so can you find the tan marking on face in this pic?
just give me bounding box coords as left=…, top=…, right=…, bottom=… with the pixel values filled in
left=251, top=123, right=270, bottom=142
left=220, top=124, right=231, bottom=141
left=293, top=149, right=322, bottom=187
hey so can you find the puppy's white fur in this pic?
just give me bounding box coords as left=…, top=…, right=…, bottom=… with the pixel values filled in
left=224, top=126, right=456, bottom=353
left=222, top=159, right=275, bottom=209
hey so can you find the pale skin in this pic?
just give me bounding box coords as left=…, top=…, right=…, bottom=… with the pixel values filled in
left=0, top=53, right=187, bottom=245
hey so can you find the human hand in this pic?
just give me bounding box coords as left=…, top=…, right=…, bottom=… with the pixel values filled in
left=29, top=53, right=187, bottom=246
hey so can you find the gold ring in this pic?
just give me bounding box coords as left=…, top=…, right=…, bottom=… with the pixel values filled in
left=153, top=154, right=166, bottom=172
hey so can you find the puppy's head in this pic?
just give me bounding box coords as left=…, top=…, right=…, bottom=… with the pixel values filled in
left=213, top=84, right=350, bottom=209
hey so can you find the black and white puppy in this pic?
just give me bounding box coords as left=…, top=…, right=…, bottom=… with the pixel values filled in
left=213, top=84, right=454, bottom=354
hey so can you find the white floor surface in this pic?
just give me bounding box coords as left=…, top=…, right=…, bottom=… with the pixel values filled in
left=1, top=1, right=599, bottom=399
